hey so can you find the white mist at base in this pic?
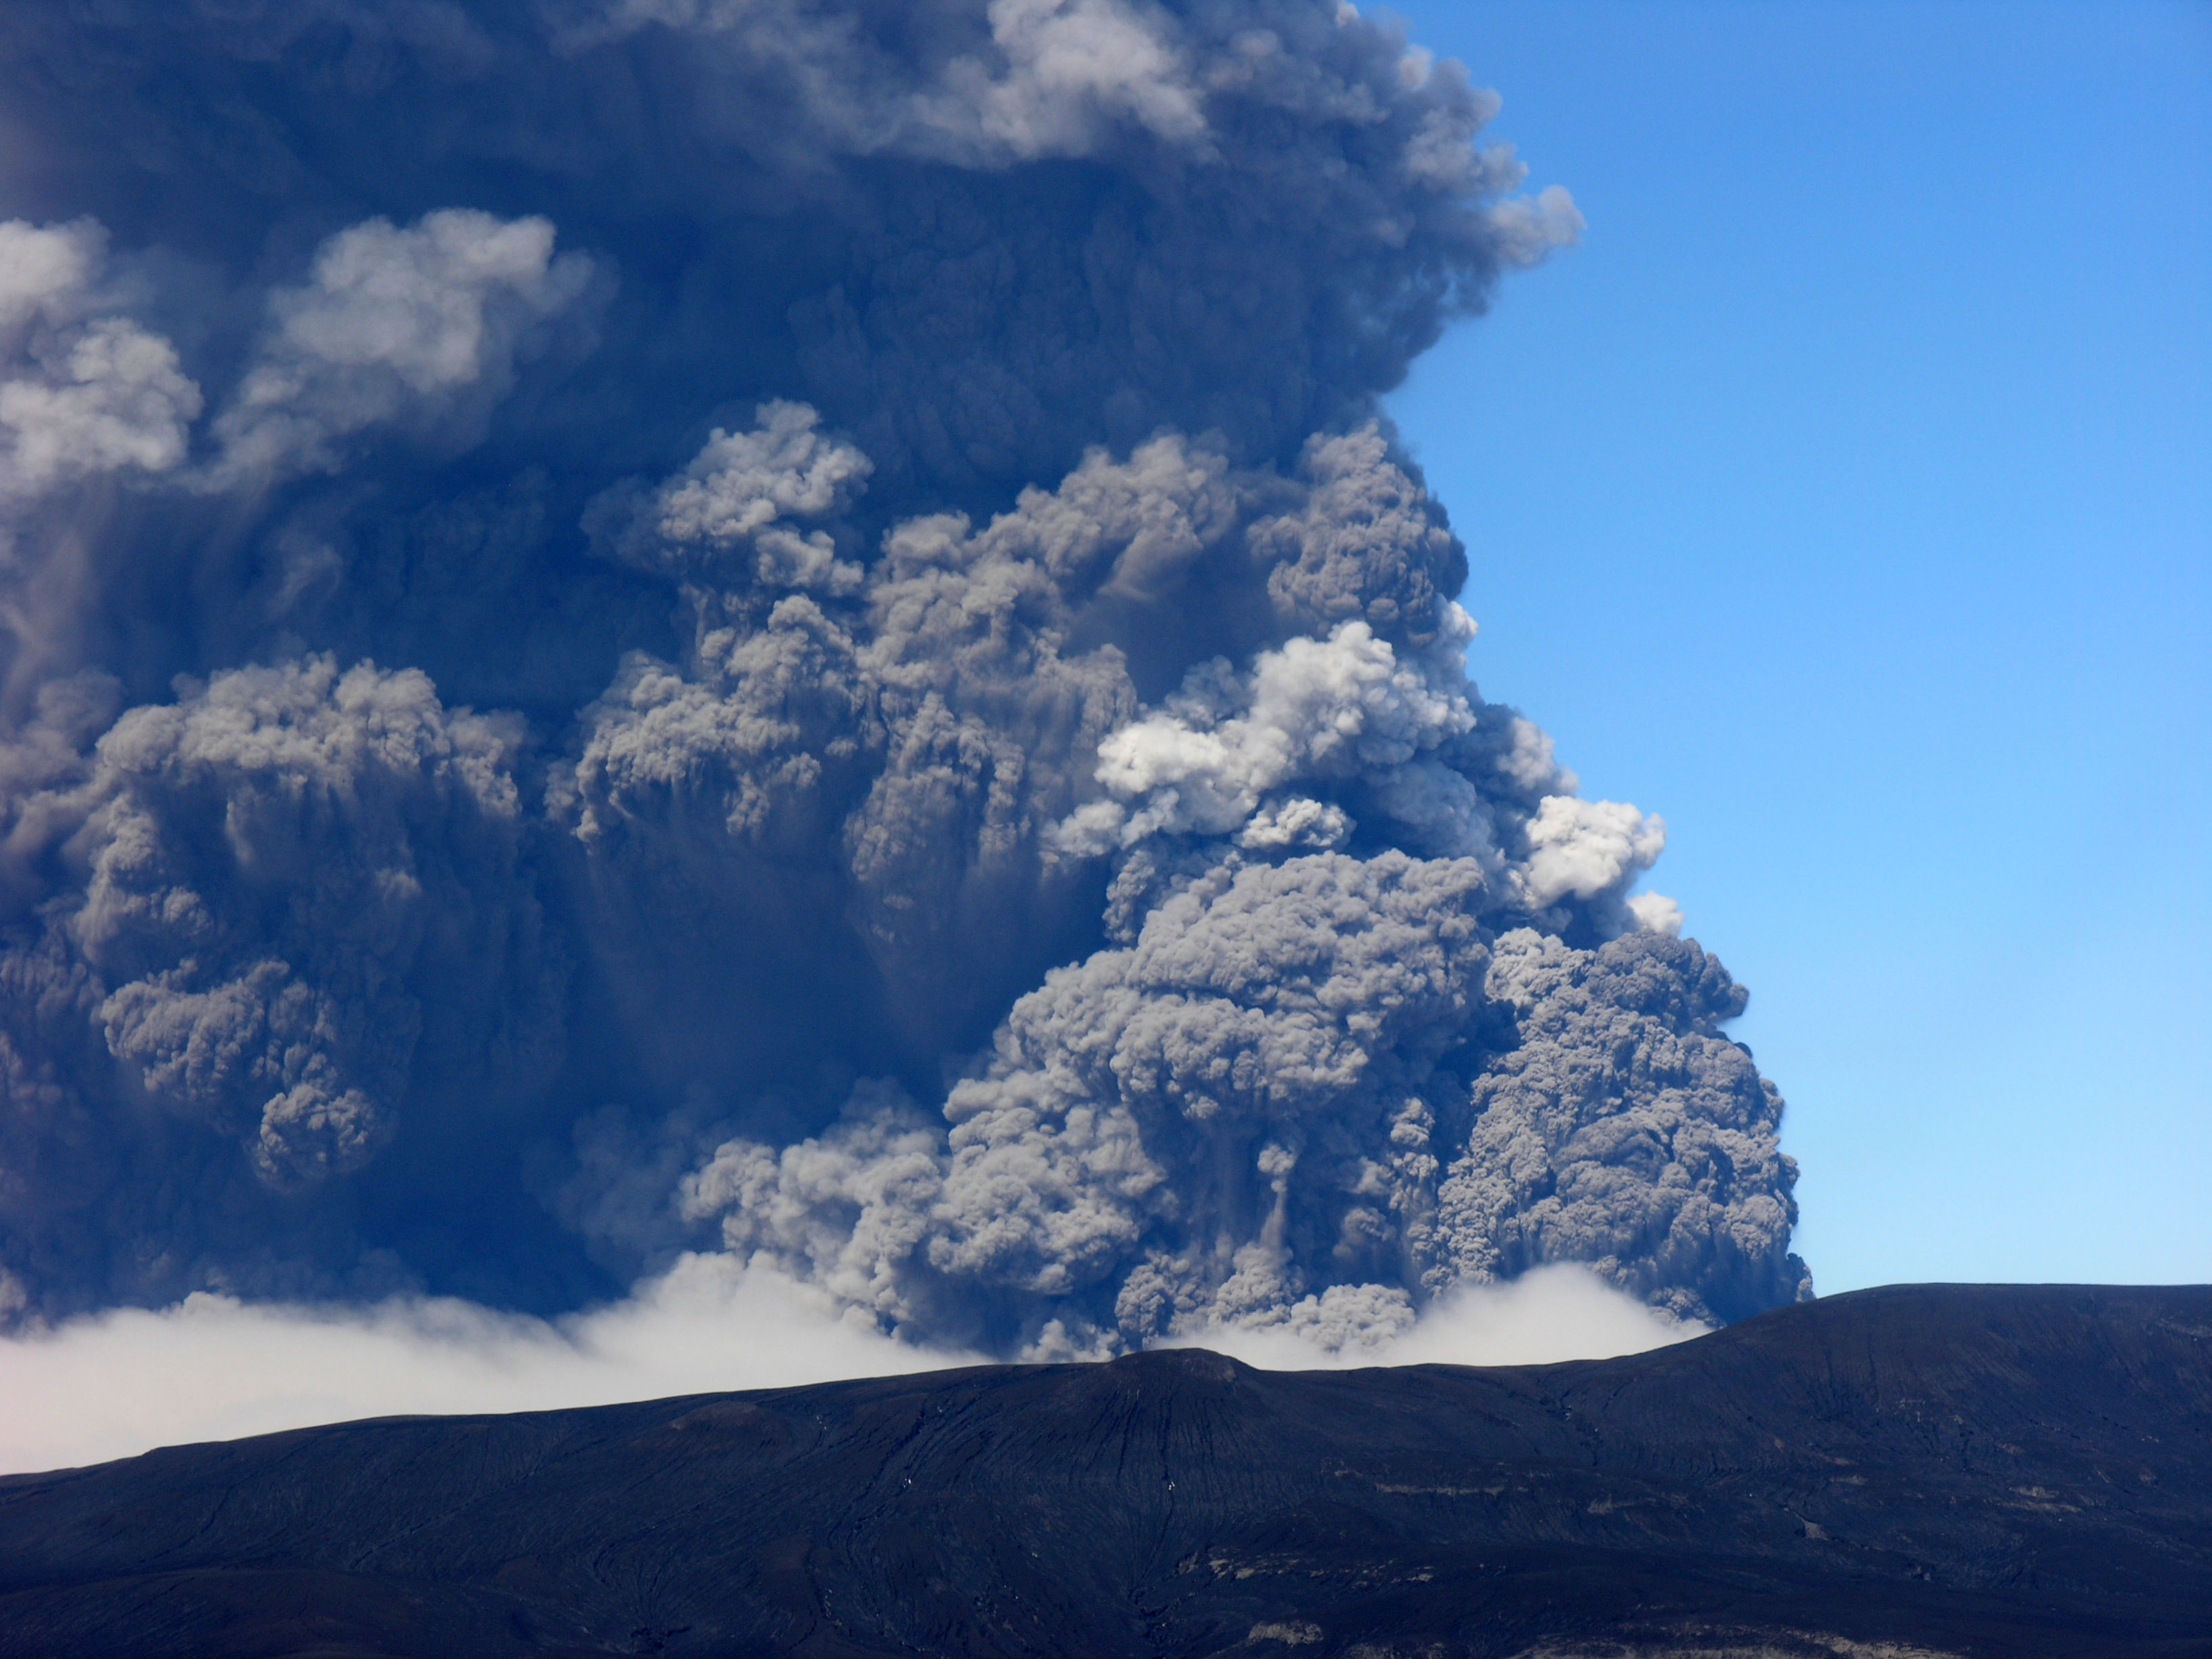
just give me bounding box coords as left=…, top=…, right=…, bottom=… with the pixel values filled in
left=1181, top=1264, right=1708, bottom=1372
left=0, top=1254, right=984, bottom=1476
left=0, top=1260, right=1700, bottom=1477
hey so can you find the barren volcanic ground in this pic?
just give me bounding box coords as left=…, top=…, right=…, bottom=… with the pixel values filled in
left=1, top=1284, right=2207, bottom=1658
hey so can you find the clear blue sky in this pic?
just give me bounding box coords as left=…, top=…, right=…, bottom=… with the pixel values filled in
left=1380, top=0, right=2211, bottom=1292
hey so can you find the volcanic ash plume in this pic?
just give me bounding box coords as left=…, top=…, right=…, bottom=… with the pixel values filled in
left=0, top=0, right=1808, bottom=1356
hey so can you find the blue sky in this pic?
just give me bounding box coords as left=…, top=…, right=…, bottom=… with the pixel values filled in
left=1381, top=0, right=2211, bottom=1291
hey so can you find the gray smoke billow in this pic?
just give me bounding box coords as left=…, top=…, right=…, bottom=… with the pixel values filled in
left=0, top=0, right=1809, bottom=1353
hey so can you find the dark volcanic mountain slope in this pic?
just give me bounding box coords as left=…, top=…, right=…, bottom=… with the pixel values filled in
left=1, top=1284, right=2207, bottom=1659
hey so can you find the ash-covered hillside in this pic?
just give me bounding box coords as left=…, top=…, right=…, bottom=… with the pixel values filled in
left=1, top=1283, right=2207, bottom=1658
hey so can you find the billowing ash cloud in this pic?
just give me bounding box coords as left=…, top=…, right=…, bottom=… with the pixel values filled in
left=0, top=0, right=1807, bottom=1354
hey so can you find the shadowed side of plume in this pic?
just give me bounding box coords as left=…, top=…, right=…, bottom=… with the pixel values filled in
left=0, top=1284, right=2206, bottom=1658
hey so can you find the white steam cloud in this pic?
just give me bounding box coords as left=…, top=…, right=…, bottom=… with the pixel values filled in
left=0, top=1259, right=1692, bottom=1477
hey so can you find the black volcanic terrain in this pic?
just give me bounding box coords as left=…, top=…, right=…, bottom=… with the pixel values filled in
left=1, top=1284, right=2206, bottom=1658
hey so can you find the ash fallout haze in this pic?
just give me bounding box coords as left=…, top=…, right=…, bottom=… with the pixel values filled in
left=0, top=0, right=1832, bottom=1458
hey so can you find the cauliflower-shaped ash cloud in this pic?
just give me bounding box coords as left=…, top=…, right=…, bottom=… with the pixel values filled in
left=68, top=657, right=548, bottom=1183
left=684, top=851, right=1492, bottom=1347
left=1252, top=427, right=1469, bottom=644
left=0, top=0, right=1801, bottom=1345
left=0, top=219, right=201, bottom=504
left=1074, top=619, right=1477, bottom=849
left=682, top=853, right=1802, bottom=1351
left=925, top=0, right=1212, bottom=158
left=211, top=211, right=598, bottom=484
left=583, top=401, right=874, bottom=594
left=1435, top=928, right=1811, bottom=1324
left=1517, top=794, right=1667, bottom=909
